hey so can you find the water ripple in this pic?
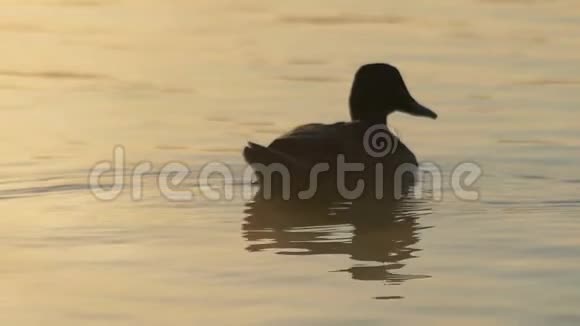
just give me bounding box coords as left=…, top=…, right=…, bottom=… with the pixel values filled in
left=279, top=14, right=408, bottom=26
left=0, top=69, right=111, bottom=81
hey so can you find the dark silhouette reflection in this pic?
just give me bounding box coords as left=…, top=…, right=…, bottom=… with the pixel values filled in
left=243, top=193, right=432, bottom=284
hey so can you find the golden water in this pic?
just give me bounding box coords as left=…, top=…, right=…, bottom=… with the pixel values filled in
left=1, top=0, right=580, bottom=324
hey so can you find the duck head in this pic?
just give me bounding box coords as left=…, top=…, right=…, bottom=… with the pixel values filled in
left=349, top=63, right=437, bottom=123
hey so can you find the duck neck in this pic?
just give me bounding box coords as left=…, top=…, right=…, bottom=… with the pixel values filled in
left=349, top=94, right=392, bottom=124
left=349, top=107, right=388, bottom=125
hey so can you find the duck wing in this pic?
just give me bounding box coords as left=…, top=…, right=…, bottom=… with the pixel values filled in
left=243, top=122, right=351, bottom=170
left=266, top=122, right=352, bottom=166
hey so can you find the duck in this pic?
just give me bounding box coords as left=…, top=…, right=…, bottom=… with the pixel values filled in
left=243, top=63, right=437, bottom=198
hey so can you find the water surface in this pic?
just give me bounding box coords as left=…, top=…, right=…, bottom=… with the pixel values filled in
left=1, top=0, right=580, bottom=325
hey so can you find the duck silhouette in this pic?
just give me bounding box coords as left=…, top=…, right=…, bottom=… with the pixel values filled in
left=243, top=63, right=437, bottom=198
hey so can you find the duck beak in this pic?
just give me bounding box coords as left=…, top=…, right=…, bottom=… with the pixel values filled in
left=400, top=99, right=438, bottom=119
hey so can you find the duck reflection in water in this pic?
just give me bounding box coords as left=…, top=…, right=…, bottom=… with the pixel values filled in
left=243, top=190, right=432, bottom=284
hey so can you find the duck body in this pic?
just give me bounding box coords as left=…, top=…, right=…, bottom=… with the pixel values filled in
left=243, top=121, right=417, bottom=198
left=244, top=121, right=417, bottom=169
left=243, top=63, right=437, bottom=199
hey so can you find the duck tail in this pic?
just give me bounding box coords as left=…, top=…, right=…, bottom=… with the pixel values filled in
left=243, top=142, right=307, bottom=172
left=243, top=142, right=264, bottom=165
